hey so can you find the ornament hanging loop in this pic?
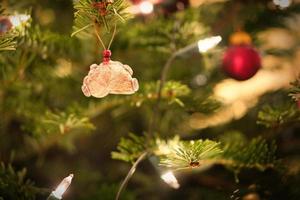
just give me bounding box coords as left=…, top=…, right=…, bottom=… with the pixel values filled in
left=108, top=24, right=117, bottom=50
left=102, top=24, right=116, bottom=63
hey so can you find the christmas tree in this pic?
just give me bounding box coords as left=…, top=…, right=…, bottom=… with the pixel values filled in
left=1, top=0, right=300, bottom=199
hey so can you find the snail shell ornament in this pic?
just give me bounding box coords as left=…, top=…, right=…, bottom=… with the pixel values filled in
left=81, top=50, right=139, bottom=98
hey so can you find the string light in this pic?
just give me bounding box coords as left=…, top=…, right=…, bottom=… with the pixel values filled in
left=49, top=174, right=74, bottom=200
left=9, top=14, right=30, bottom=28
left=139, top=1, right=154, bottom=14
left=160, top=171, right=180, bottom=189
left=273, top=0, right=291, bottom=9
left=197, top=36, right=222, bottom=53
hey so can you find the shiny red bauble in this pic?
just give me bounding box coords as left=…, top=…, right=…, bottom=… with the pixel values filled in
left=222, top=45, right=261, bottom=81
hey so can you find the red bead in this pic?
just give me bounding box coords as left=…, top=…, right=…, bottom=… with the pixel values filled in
left=102, top=50, right=112, bottom=63
left=222, top=45, right=261, bottom=81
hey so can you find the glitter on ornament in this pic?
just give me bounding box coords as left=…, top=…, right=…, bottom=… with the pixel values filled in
left=81, top=50, right=139, bottom=98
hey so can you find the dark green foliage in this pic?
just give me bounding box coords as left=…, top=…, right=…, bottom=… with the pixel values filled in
left=257, top=104, right=300, bottom=128
left=289, top=77, right=300, bottom=101
left=180, top=95, right=221, bottom=114
left=118, top=9, right=208, bottom=53
left=0, top=9, right=93, bottom=155
left=0, top=163, right=40, bottom=200
left=19, top=25, right=80, bottom=60
left=88, top=81, right=191, bottom=114
left=80, top=183, right=135, bottom=200
left=111, top=133, right=147, bottom=163
left=133, top=81, right=191, bottom=107
left=221, top=135, right=277, bottom=171
left=1, top=0, right=299, bottom=199
left=26, top=110, right=95, bottom=152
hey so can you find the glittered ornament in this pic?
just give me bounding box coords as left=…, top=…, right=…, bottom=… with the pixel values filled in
left=81, top=50, right=139, bottom=98
left=0, top=17, right=12, bottom=34
left=222, top=46, right=261, bottom=81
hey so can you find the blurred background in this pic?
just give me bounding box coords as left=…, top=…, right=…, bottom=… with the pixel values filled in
left=0, top=0, right=300, bottom=199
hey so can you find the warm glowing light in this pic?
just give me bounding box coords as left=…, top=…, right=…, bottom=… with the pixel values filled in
left=52, top=174, right=74, bottom=199
left=197, top=36, right=222, bottom=53
left=188, top=62, right=299, bottom=130
left=160, top=171, right=180, bottom=189
left=193, top=74, right=207, bottom=86
left=55, top=59, right=72, bottom=78
left=9, top=14, right=30, bottom=27
left=139, top=1, right=154, bottom=14
left=273, top=0, right=291, bottom=8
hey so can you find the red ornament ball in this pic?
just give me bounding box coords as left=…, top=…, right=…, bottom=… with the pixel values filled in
left=222, top=45, right=261, bottom=81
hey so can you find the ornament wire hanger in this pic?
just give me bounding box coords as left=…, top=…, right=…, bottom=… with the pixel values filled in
left=94, top=23, right=117, bottom=51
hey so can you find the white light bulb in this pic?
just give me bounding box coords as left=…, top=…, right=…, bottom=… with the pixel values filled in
left=160, top=171, right=180, bottom=189
left=9, top=14, right=30, bottom=28
left=197, top=36, right=222, bottom=53
left=273, top=0, right=291, bottom=8
left=139, top=1, right=154, bottom=14
left=52, top=174, right=74, bottom=199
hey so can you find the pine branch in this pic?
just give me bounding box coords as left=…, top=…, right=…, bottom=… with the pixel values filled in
left=117, top=9, right=207, bottom=53
left=72, top=0, right=130, bottom=38
left=18, top=25, right=80, bottom=60
left=0, top=6, right=17, bottom=51
left=289, top=77, right=300, bottom=101
left=112, top=133, right=278, bottom=175
left=221, top=135, right=277, bottom=171
left=257, top=104, right=300, bottom=128
left=111, top=133, right=148, bottom=163
left=159, top=135, right=278, bottom=174
left=137, top=81, right=191, bottom=107
left=159, top=139, right=223, bottom=169
left=86, top=81, right=191, bottom=119
left=39, top=111, right=95, bottom=135
left=0, top=33, right=17, bottom=51
left=0, top=163, right=42, bottom=200
left=26, top=110, right=95, bottom=152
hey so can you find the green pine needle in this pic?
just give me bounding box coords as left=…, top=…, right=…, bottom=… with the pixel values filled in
left=111, top=133, right=147, bottom=163
left=289, top=77, right=300, bottom=101
left=159, top=139, right=223, bottom=169
left=112, top=133, right=278, bottom=174
left=0, top=163, right=41, bottom=200
left=0, top=33, right=17, bottom=51
left=72, top=0, right=130, bottom=37
left=257, top=104, right=300, bottom=128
